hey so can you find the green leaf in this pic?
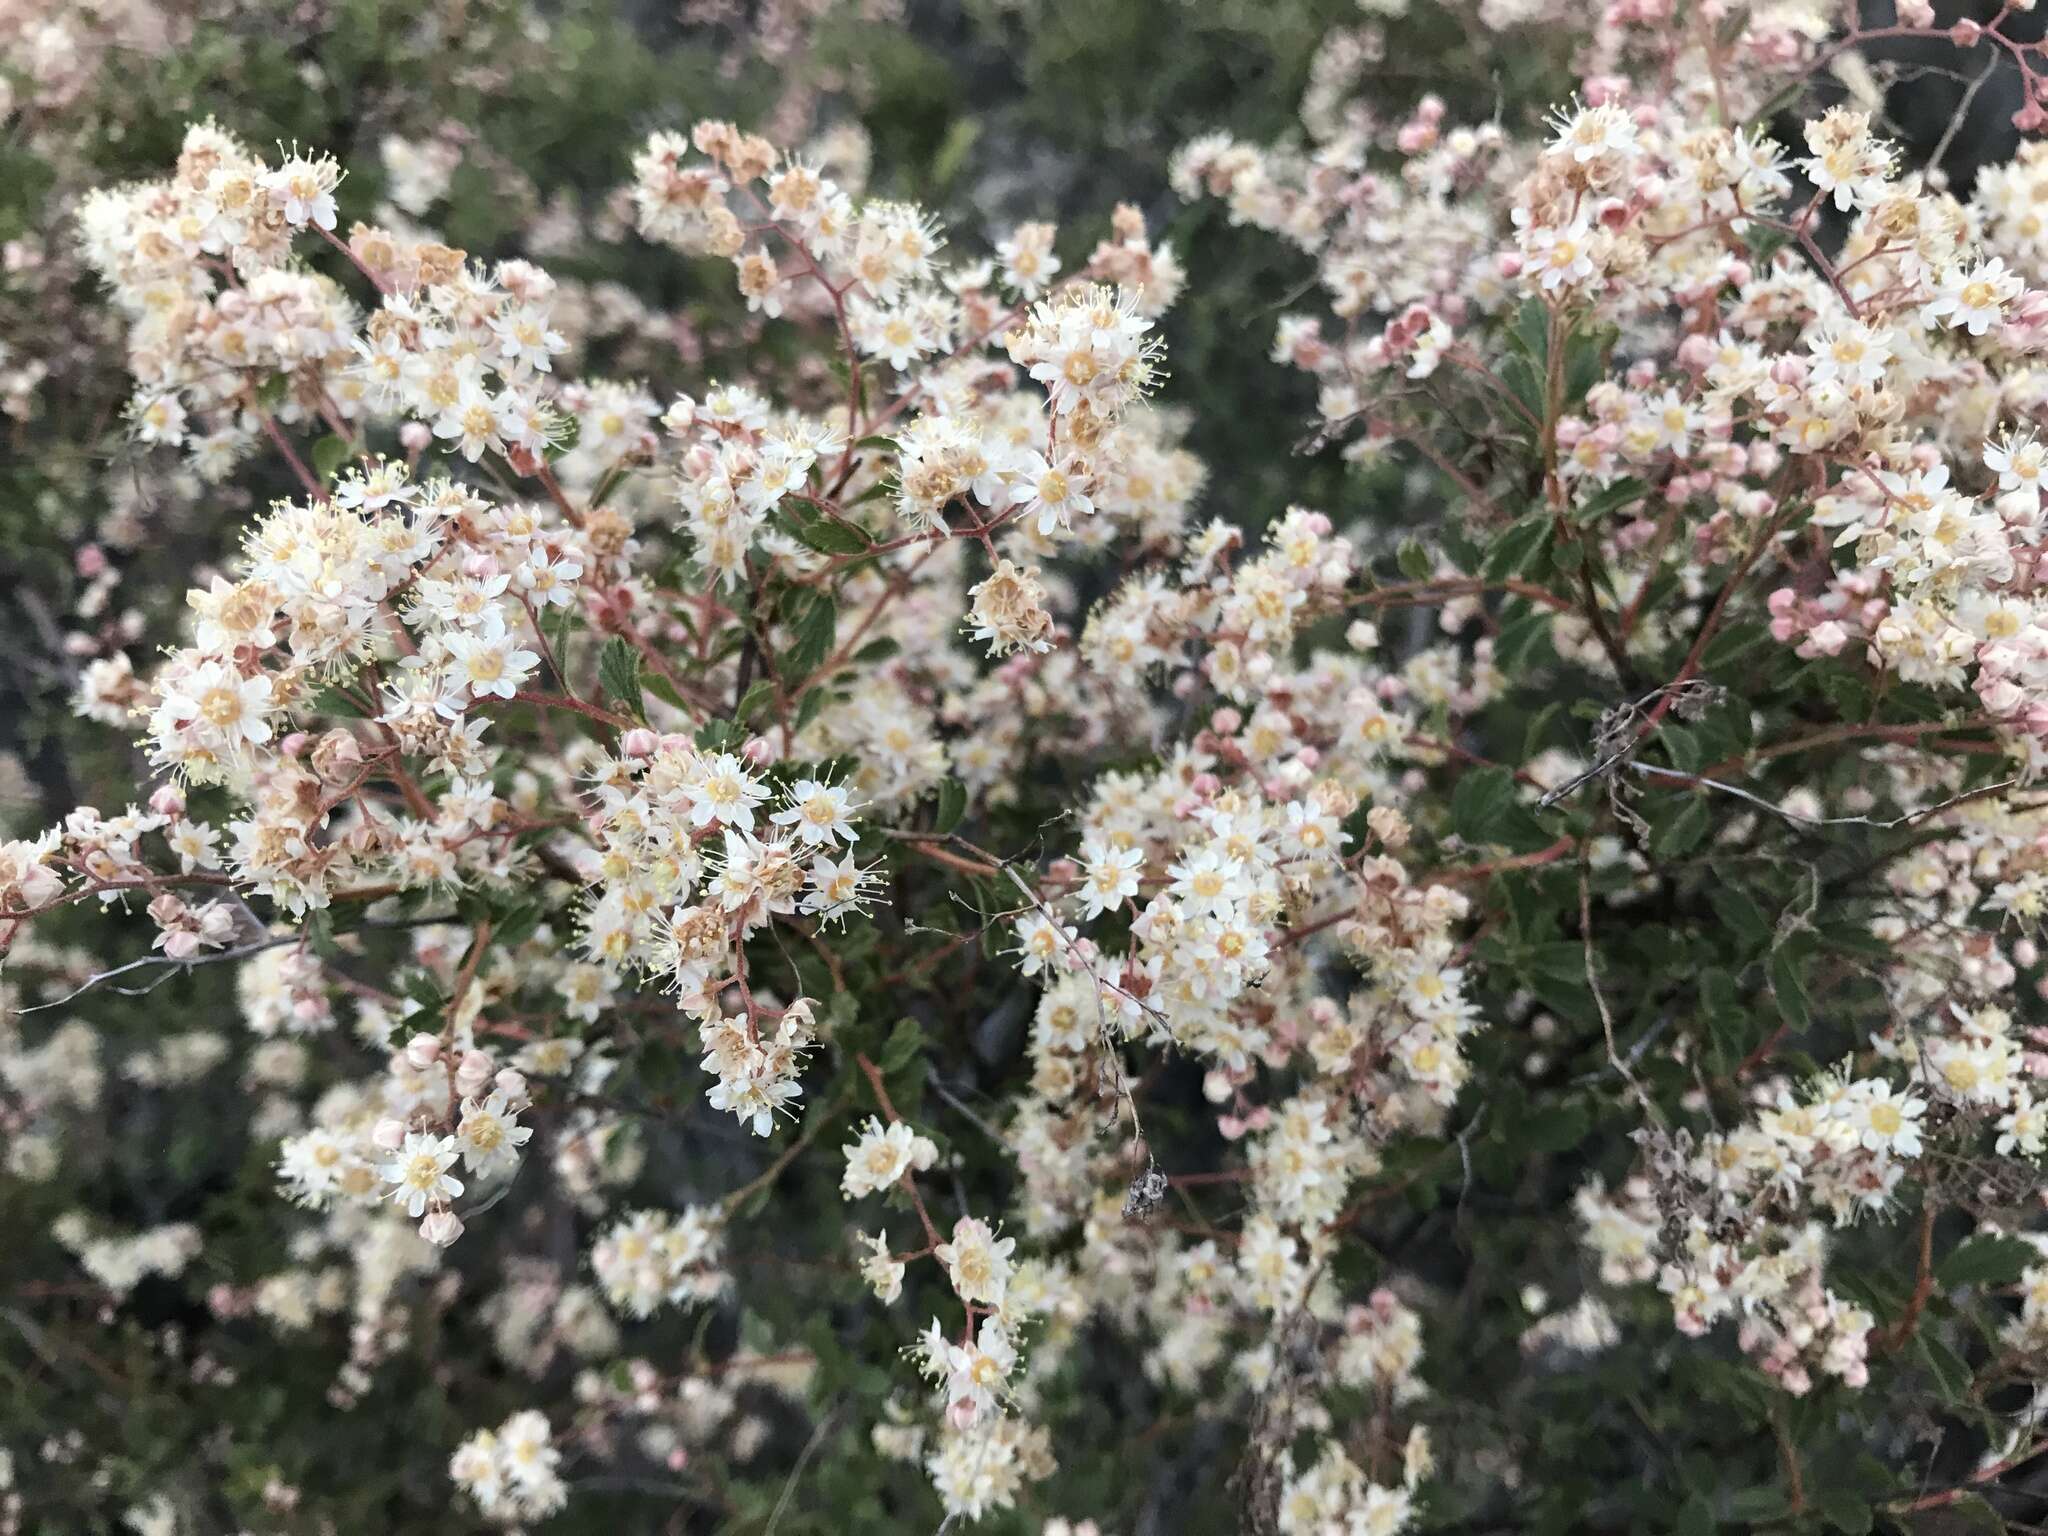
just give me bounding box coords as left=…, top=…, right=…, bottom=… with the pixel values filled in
left=598, top=636, right=645, bottom=721
left=879, top=1017, right=924, bottom=1074
left=1649, top=795, right=1712, bottom=860
left=1522, top=1100, right=1590, bottom=1153
left=1700, top=619, right=1769, bottom=674
left=305, top=911, right=342, bottom=962
left=794, top=686, right=831, bottom=735
left=1568, top=476, right=1648, bottom=527
left=491, top=899, right=542, bottom=949
left=734, top=678, right=776, bottom=725
left=1508, top=294, right=1551, bottom=366
left=1709, top=886, right=1771, bottom=952
left=1482, top=514, right=1554, bottom=580
left=309, top=684, right=366, bottom=718
left=1768, top=944, right=1812, bottom=1030
left=795, top=516, right=873, bottom=556
left=1563, top=320, right=1615, bottom=405
left=1494, top=608, right=1554, bottom=673
left=784, top=593, right=838, bottom=679
left=1915, top=1332, right=1974, bottom=1403
left=546, top=605, right=577, bottom=685
left=644, top=670, right=689, bottom=713
left=311, top=434, right=351, bottom=484
left=1450, top=766, right=1550, bottom=852
left=933, top=778, right=968, bottom=836
left=1396, top=538, right=1432, bottom=580
left=1935, top=1234, right=2037, bottom=1291
left=932, top=117, right=980, bottom=186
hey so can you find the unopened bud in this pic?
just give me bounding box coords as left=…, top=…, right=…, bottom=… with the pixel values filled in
left=310, top=728, right=365, bottom=785
left=419, top=1209, right=464, bottom=1247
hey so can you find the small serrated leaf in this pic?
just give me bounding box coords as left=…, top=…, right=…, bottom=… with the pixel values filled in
left=784, top=594, right=838, bottom=679
left=598, top=636, right=645, bottom=721
left=933, top=778, right=968, bottom=836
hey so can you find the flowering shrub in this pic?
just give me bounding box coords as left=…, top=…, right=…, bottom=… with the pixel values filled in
left=26, top=1, right=2048, bottom=1533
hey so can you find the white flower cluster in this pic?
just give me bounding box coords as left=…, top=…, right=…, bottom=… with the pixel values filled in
left=276, top=1026, right=534, bottom=1250
left=449, top=1408, right=565, bottom=1524
left=590, top=1207, right=726, bottom=1318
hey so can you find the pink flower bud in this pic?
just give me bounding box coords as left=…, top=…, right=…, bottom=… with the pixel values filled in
left=371, top=1118, right=406, bottom=1152
left=455, top=1051, right=495, bottom=1096
left=149, top=785, right=186, bottom=818
left=495, top=1068, right=529, bottom=1103
left=399, top=420, right=433, bottom=452
left=419, top=1209, right=464, bottom=1247
left=404, top=1033, right=442, bottom=1070
left=622, top=727, right=658, bottom=758
left=75, top=545, right=107, bottom=578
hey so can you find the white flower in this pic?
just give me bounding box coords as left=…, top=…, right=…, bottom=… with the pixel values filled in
left=1850, top=1080, right=1925, bottom=1157
left=770, top=778, right=859, bottom=848
left=1923, top=257, right=2022, bottom=336
left=456, top=1091, right=533, bottom=1174
left=382, top=1132, right=464, bottom=1218
left=934, top=1215, right=1014, bottom=1306
left=1524, top=220, right=1596, bottom=292
left=163, top=661, right=274, bottom=748
left=685, top=752, right=769, bottom=831
left=1007, top=451, right=1094, bottom=538
left=1013, top=911, right=1073, bottom=977
left=941, top=1316, right=1018, bottom=1423
left=1986, top=432, right=2045, bottom=494
left=442, top=622, right=540, bottom=702
left=1076, top=839, right=1142, bottom=920
left=858, top=1232, right=905, bottom=1303
left=840, top=1117, right=938, bottom=1199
